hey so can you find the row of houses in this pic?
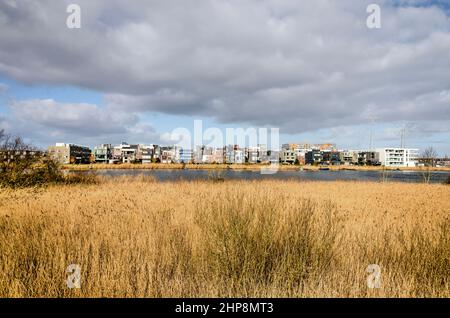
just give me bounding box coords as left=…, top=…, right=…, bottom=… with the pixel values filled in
left=280, top=143, right=420, bottom=167
left=46, top=142, right=447, bottom=168
left=0, top=149, right=44, bottom=163
left=47, top=143, right=278, bottom=165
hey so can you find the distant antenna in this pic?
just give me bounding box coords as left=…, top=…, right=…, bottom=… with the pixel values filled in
left=400, top=126, right=406, bottom=148
left=367, top=113, right=375, bottom=150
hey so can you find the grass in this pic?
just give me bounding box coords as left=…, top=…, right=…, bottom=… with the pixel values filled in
left=0, top=177, right=448, bottom=297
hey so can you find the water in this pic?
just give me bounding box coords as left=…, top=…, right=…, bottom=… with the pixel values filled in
left=73, top=168, right=450, bottom=184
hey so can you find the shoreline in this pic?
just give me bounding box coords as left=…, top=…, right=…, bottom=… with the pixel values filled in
left=62, top=163, right=450, bottom=172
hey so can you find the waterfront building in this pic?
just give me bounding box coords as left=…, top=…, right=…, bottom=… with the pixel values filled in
left=160, top=146, right=176, bottom=164
left=93, top=144, right=112, bottom=163
left=281, top=148, right=296, bottom=164
left=246, top=146, right=259, bottom=164
left=305, top=149, right=323, bottom=165
left=178, top=148, right=193, bottom=164
left=322, top=151, right=341, bottom=165
left=340, top=150, right=359, bottom=165
left=376, top=148, right=419, bottom=167
left=48, top=143, right=92, bottom=164
left=234, top=149, right=244, bottom=164
left=113, top=142, right=139, bottom=163
left=212, top=148, right=225, bottom=164
left=140, top=145, right=155, bottom=164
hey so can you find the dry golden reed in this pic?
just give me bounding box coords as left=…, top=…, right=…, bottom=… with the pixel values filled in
left=0, top=177, right=448, bottom=297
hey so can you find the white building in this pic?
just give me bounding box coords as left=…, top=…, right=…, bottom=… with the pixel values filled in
left=178, top=148, right=193, bottom=163
left=376, top=148, right=419, bottom=167
left=234, top=150, right=244, bottom=164
left=140, top=144, right=155, bottom=164
left=212, top=148, right=225, bottom=163
left=113, top=143, right=138, bottom=163
left=246, top=146, right=259, bottom=163
left=340, top=150, right=359, bottom=165
left=281, top=149, right=296, bottom=164
left=160, top=146, right=177, bottom=164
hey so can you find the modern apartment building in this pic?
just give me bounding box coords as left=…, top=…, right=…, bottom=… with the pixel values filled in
left=376, top=148, right=419, bottom=167
left=281, top=149, right=296, bottom=164
left=212, top=148, right=225, bottom=164
left=257, top=144, right=270, bottom=163
left=234, top=149, right=244, bottom=164
left=322, top=151, right=342, bottom=165
left=178, top=148, right=193, bottom=163
left=305, top=149, right=323, bottom=165
left=193, top=146, right=213, bottom=163
left=93, top=144, right=112, bottom=163
left=113, top=143, right=139, bottom=163
left=357, top=151, right=381, bottom=166
left=160, top=146, right=177, bottom=164
left=246, top=147, right=259, bottom=164
left=48, top=143, right=91, bottom=164
left=140, top=145, right=155, bottom=164
left=340, top=150, right=359, bottom=165
left=224, top=145, right=244, bottom=164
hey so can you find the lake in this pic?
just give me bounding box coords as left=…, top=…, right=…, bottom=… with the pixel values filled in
left=72, top=169, right=450, bottom=184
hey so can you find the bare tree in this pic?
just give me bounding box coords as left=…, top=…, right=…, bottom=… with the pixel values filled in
left=0, top=130, right=63, bottom=187
left=421, top=146, right=438, bottom=184
left=422, top=147, right=438, bottom=167
left=1, top=130, right=37, bottom=172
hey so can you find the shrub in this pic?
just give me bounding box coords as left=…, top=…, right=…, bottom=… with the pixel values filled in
left=0, top=131, right=98, bottom=188
left=194, top=190, right=341, bottom=295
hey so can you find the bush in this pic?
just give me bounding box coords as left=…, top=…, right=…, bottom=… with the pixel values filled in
left=0, top=131, right=98, bottom=188
left=0, top=157, right=62, bottom=188
left=194, top=191, right=341, bottom=294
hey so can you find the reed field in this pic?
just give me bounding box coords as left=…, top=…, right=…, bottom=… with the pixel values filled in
left=0, top=177, right=448, bottom=298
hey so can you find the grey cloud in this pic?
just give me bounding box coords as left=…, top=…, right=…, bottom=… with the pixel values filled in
left=9, top=99, right=137, bottom=135
left=4, top=99, right=166, bottom=147
left=0, top=0, right=449, bottom=136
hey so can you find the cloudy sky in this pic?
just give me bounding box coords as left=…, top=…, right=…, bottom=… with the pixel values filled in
left=0, top=0, right=449, bottom=154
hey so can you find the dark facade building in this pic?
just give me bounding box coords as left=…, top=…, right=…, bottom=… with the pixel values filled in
left=322, top=151, right=341, bottom=165
left=305, top=150, right=323, bottom=165
left=48, top=143, right=91, bottom=164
